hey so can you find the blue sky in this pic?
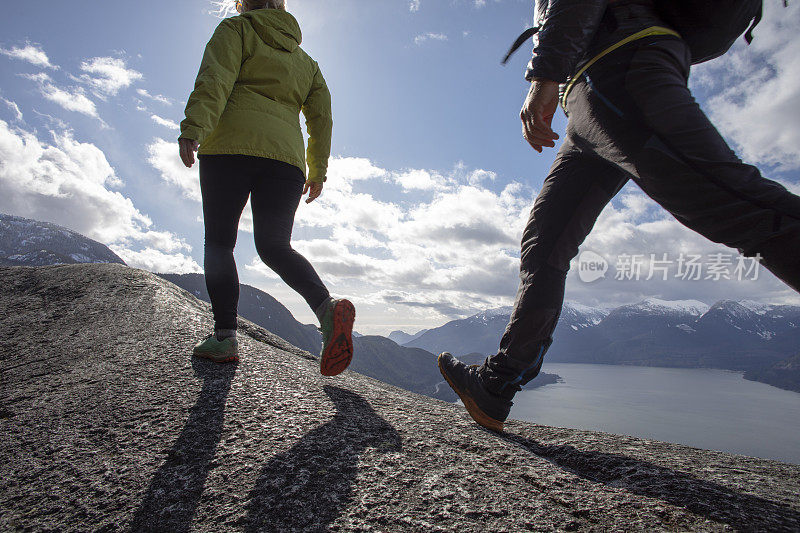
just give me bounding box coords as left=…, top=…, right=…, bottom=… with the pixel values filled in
left=1, top=0, right=799, bottom=334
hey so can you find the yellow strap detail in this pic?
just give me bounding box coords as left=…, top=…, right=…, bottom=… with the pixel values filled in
left=560, top=26, right=682, bottom=109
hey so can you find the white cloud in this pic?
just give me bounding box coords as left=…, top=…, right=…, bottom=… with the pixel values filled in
left=395, top=168, right=443, bottom=190
left=244, top=256, right=281, bottom=280
left=567, top=183, right=799, bottom=308
left=145, top=137, right=254, bottom=232
left=466, top=168, right=496, bottom=185
left=1, top=98, right=23, bottom=122
left=22, top=73, right=102, bottom=122
left=31, top=109, right=67, bottom=129
left=244, top=155, right=797, bottom=328
left=239, top=200, right=255, bottom=233
left=151, top=114, right=180, bottom=130
left=272, top=157, right=530, bottom=318
left=0, top=120, right=198, bottom=273
left=414, top=32, right=448, bottom=45
left=775, top=177, right=800, bottom=196
left=328, top=156, right=388, bottom=184
left=146, top=138, right=201, bottom=201
left=399, top=183, right=523, bottom=249
left=110, top=247, right=201, bottom=274
left=691, top=2, right=800, bottom=170
left=41, top=85, right=100, bottom=119
left=0, top=43, right=57, bottom=69
left=78, top=56, right=143, bottom=98
left=137, top=88, right=173, bottom=106
left=409, top=0, right=421, bottom=12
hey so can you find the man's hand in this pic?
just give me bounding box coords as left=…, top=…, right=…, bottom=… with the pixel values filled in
left=520, top=78, right=560, bottom=153
left=303, top=179, right=323, bottom=204
left=179, top=138, right=200, bottom=168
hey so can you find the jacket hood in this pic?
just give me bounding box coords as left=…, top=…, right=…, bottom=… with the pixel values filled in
left=241, top=9, right=301, bottom=52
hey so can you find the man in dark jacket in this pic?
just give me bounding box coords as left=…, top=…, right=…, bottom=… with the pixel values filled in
left=439, top=0, right=800, bottom=433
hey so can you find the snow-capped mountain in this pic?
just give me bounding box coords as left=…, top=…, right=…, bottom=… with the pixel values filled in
left=621, top=297, right=709, bottom=317
left=0, top=214, right=125, bottom=267
left=598, top=297, right=709, bottom=338
left=403, top=301, right=609, bottom=357
left=403, top=306, right=513, bottom=356
left=402, top=297, right=800, bottom=375
left=559, top=301, right=611, bottom=331
left=693, top=300, right=800, bottom=343
left=471, top=306, right=514, bottom=322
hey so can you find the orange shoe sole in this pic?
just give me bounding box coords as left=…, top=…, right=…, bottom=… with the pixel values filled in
left=193, top=350, right=239, bottom=364
left=193, top=354, right=239, bottom=363
left=320, top=299, right=355, bottom=376
left=437, top=355, right=504, bottom=433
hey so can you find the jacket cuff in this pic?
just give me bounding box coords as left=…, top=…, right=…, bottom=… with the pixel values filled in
left=524, top=56, right=572, bottom=84
left=178, top=125, right=203, bottom=143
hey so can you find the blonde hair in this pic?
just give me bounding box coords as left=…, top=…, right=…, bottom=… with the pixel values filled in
left=210, top=0, right=286, bottom=17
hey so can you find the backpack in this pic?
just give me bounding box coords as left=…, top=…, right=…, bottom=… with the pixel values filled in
left=502, top=1, right=789, bottom=66
left=654, top=0, right=779, bottom=64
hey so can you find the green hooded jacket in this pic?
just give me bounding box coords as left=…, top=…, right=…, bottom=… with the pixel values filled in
left=179, top=9, right=332, bottom=182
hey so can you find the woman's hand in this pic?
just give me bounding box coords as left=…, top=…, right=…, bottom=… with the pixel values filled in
left=179, top=138, right=200, bottom=168
left=303, top=179, right=323, bottom=203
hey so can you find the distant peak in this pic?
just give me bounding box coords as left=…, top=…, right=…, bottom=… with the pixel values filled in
left=472, top=306, right=513, bottom=319
left=631, top=298, right=710, bottom=315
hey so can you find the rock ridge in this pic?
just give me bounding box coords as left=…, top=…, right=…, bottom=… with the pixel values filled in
left=1, top=264, right=798, bottom=532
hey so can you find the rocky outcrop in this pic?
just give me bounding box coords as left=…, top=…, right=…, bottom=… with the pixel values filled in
left=1, top=264, right=799, bottom=532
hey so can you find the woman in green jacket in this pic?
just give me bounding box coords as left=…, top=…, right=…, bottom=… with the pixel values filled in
left=178, top=0, right=354, bottom=376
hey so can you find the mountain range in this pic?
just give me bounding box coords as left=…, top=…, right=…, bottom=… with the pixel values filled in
left=387, top=329, right=429, bottom=344
left=399, top=298, right=800, bottom=392
left=0, top=213, right=125, bottom=266
left=3, top=213, right=797, bottom=394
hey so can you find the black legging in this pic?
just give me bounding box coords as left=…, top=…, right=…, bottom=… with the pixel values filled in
left=199, top=154, right=330, bottom=330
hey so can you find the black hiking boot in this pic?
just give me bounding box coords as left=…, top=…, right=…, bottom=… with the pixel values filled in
left=437, top=352, right=512, bottom=433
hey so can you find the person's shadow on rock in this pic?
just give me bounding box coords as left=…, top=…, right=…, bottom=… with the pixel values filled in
left=130, top=356, right=237, bottom=532
left=243, top=385, right=402, bottom=532
left=503, top=432, right=800, bottom=531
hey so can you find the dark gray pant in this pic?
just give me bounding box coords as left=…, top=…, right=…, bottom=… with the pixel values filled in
left=481, top=36, right=800, bottom=396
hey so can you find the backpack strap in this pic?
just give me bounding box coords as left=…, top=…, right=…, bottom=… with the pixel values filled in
left=745, top=1, right=789, bottom=45
left=501, top=27, right=539, bottom=65
left=560, top=26, right=681, bottom=109
left=744, top=2, right=763, bottom=44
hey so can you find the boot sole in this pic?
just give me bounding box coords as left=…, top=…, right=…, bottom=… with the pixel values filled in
left=320, top=299, right=355, bottom=377
left=192, top=349, right=239, bottom=364
left=437, top=354, right=504, bottom=433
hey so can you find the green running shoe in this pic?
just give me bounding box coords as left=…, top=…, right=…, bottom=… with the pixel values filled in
left=319, top=299, right=355, bottom=376
left=192, top=333, right=238, bottom=363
